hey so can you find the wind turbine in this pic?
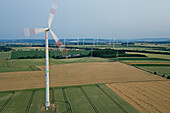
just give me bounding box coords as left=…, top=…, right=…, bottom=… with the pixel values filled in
left=21, top=0, right=66, bottom=110
left=109, top=38, right=111, bottom=45
left=127, top=38, right=129, bottom=47
left=64, top=38, right=66, bottom=46
left=77, top=37, right=79, bottom=46
left=93, top=38, right=95, bottom=47
left=83, top=38, right=85, bottom=45
left=97, top=38, right=98, bottom=45
left=113, top=36, right=115, bottom=49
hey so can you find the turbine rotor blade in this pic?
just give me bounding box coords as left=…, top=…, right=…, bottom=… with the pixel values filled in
left=50, top=30, right=67, bottom=55
left=48, top=0, right=58, bottom=28
left=49, top=29, right=59, bottom=43
left=20, top=28, right=47, bottom=37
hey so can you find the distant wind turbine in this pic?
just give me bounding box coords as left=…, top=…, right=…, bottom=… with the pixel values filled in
left=113, top=37, right=115, bottom=49
left=97, top=37, right=99, bottom=45
left=77, top=37, right=79, bottom=46
left=64, top=38, right=66, bottom=46
left=21, top=0, right=66, bottom=110
left=83, top=38, right=85, bottom=45
left=93, top=38, right=95, bottom=47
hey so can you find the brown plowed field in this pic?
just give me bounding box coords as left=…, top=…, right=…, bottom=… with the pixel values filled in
left=107, top=81, right=170, bottom=113
left=0, top=62, right=165, bottom=91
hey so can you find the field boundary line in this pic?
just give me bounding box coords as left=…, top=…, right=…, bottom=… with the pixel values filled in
left=0, top=92, right=15, bottom=113
left=29, top=66, right=35, bottom=71
left=79, top=87, right=99, bottom=113
left=25, top=90, right=35, bottom=113
left=5, top=60, right=9, bottom=67
left=10, top=60, right=15, bottom=67
left=62, top=88, right=73, bottom=113
left=105, top=79, right=168, bottom=85
left=25, top=60, right=35, bottom=71
left=23, top=60, right=34, bottom=71
left=96, top=84, right=128, bottom=113
left=51, top=88, right=55, bottom=103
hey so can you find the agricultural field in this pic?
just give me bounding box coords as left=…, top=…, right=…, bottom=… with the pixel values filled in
left=114, top=56, right=170, bottom=78
left=0, top=44, right=170, bottom=113
left=68, top=43, right=170, bottom=51
left=111, top=57, right=170, bottom=63
left=0, top=61, right=169, bottom=113
left=107, top=81, right=170, bottom=113
left=0, top=59, right=41, bottom=72
left=138, top=66, right=170, bottom=77
left=0, top=57, right=109, bottom=73
left=67, top=44, right=168, bottom=51
left=126, top=52, right=170, bottom=60
left=0, top=52, right=11, bottom=59
left=0, top=62, right=165, bottom=91
left=12, top=47, right=45, bottom=51
left=117, top=47, right=170, bottom=53
left=49, top=57, right=109, bottom=65
left=0, top=84, right=139, bottom=113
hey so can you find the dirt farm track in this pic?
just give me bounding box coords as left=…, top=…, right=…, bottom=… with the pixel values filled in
left=0, top=62, right=169, bottom=112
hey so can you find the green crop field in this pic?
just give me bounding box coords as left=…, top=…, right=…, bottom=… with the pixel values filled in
left=12, top=47, right=45, bottom=51
left=0, top=52, right=11, bottom=59
left=0, top=59, right=40, bottom=73
left=137, top=66, right=170, bottom=77
left=49, top=57, right=109, bottom=65
left=111, top=57, right=170, bottom=63
left=126, top=52, right=170, bottom=60
left=0, top=84, right=139, bottom=113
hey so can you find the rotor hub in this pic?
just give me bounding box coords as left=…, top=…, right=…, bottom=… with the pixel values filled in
left=45, top=28, right=50, bottom=31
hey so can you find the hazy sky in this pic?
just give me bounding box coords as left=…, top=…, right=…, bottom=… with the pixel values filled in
left=0, top=0, right=170, bottom=39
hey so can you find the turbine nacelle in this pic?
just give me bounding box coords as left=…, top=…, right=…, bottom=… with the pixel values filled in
left=45, top=28, right=50, bottom=31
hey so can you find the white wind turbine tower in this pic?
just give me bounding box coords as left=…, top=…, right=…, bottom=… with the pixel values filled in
left=83, top=38, right=85, bottom=45
left=127, top=38, right=129, bottom=47
left=21, top=0, right=66, bottom=110
left=93, top=38, right=95, bottom=47
left=97, top=38, right=98, bottom=45
left=113, top=36, right=115, bottom=49
left=77, top=37, right=79, bottom=46
left=109, top=38, right=111, bottom=45
left=64, top=38, right=66, bottom=46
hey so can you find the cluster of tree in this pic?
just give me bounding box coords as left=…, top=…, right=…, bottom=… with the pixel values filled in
left=52, top=54, right=89, bottom=59
left=5, top=44, right=45, bottom=47
left=91, top=49, right=146, bottom=58
left=124, top=49, right=170, bottom=55
left=0, top=46, right=12, bottom=52
left=18, top=55, right=43, bottom=59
